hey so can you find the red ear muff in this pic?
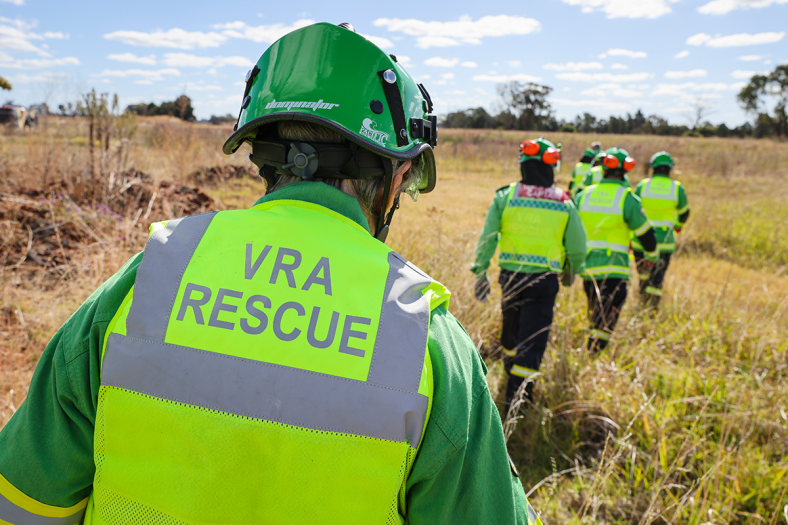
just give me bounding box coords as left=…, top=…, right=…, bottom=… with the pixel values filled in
left=603, top=154, right=620, bottom=169
left=521, top=140, right=540, bottom=156
left=623, top=157, right=636, bottom=171
left=542, top=148, right=560, bottom=165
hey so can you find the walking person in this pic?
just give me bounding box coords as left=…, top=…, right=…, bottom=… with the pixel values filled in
left=569, top=147, right=597, bottom=199
left=632, top=151, right=690, bottom=307
left=0, top=22, right=542, bottom=525
left=473, top=137, right=587, bottom=412
left=576, top=147, right=659, bottom=352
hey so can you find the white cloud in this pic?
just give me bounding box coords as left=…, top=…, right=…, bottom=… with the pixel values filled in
left=556, top=72, right=652, bottom=82
left=445, top=90, right=467, bottom=94
left=473, top=73, right=542, bottom=82
left=731, top=69, right=767, bottom=78
left=395, top=55, right=412, bottom=66
left=561, top=0, right=679, bottom=18
left=424, top=56, right=459, bottom=67
left=96, top=68, right=181, bottom=82
left=183, top=84, right=223, bottom=91
left=543, top=61, right=603, bottom=71
left=360, top=34, right=394, bottom=49
left=442, top=72, right=455, bottom=79
left=214, top=19, right=314, bottom=43
left=611, top=63, right=628, bottom=69
left=1, top=0, right=25, bottom=4
left=665, top=69, right=707, bottom=78
left=508, top=60, right=521, bottom=67
left=738, top=54, right=767, bottom=61
left=41, top=32, right=67, bottom=39
left=698, top=0, right=788, bottom=15
left=675, top=50, right=690, bottom=59
left=602, top=48, right=647, bottom=58
left=461, top=61, right=477, bottom=68
left=373, top=15, right=541, bottom=49
left=8, top=72, right=67, bottom=83
left=134, top=80, right=154, bottom=85
left=108, top=53, right=156, bottom=65
left=651, top=82, right=741, bottom=96
left=104, top=28, right=227, bottom=49
left=687, top=32, right=785, bottom=47
left=581, top=83, right=642, bottom=98
left=0, top=17, right=66, bottom=56
left=0, top=56, right=79, bottom=69
left=161, top=53, right=253, bottom=67
left=551, top=97, right=632, bottom=111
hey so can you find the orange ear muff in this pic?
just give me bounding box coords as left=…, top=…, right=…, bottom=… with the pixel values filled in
left=603, top=155, right=620, bottom=169
left=623, top=157, right=636, bottom=171
left=521, top=140, right=540, bottom=156
left=542, top=148, right=560, bottom=165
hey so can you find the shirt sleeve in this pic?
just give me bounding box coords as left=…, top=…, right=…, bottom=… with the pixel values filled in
left=0, top=253, right=142, bottom=519
left=677, top=183, right=689, bottom=216
left=470, top=186, right=509, bottom=278
left=625, top=193, right=658, bottom=254
left=634, top=180, right=644, bottom=197
left=406, top=307, right=531, bottom=525
left=563, top=201, right=587, bottom=275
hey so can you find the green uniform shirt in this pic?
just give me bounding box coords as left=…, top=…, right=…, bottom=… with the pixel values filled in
left=471, top=183, right=587, bottom=277
left=0, top=182, right=532, bottom=524
left=634, top=174, right=689, bottom=253
left=576, top=177, right=651, bottom=281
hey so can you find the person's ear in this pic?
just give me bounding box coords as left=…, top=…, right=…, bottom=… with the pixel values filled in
left=386, top=159, right=412, bottom=212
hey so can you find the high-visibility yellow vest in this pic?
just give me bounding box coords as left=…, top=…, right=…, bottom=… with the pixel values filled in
left=499, top=182, right=570, bottom=272
left=578, top=183, right=632, bottom=277
left=572, top=162, right=591, bottom=187
left=85, top=199, right=449, bottom=525
left=632, top=176, right=680, bottom=251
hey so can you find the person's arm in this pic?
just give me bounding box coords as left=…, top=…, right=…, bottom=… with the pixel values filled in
left=676, top=183, right=690, bottom=231
left=0, top=253, right=142, bottom=522
left=563, top=201, right=587, bottom=275
left=470, top=186, right=509, bottom=278
left=406, top=307, right=538, bottom=525
left=625, top=193, right=658, bottom=259
left=634, top=180, right=644, bottom=197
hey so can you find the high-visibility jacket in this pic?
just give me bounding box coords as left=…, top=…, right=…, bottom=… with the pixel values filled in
left=499, top=182, right=571, bottom=272
left=84, top=200, right=449, bottom=524
left=578, top=183, right=636, bottom=279
left=570, top=161, right=592, bottom=197
left=632, top=175, right=686, bottom=253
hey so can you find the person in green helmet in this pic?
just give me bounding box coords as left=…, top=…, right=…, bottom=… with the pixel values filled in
left=576, top=147, right=659, bottom=352
left=576, top=150, right=632, bottom=200
left=632, top=151, right=690, bottom=307
left=0, top=22, right=543, bottom=525
left=472, top=137, right=587, bottom=414
left=569, top=147, right=596, bottom=199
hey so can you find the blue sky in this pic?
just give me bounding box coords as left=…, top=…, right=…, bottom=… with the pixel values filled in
left=1, top=0, right=786, bottom=125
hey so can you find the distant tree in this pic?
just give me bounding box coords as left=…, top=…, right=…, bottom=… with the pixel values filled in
left=716, top=123, right=729, bottom=137
left=440, top=107, right=495, bottom=129
left=496, top=81, right=553, bottom=130
left=208, top=114, right=236, bottom=125
left=738, top=64, right=788, bottom=137
left=0, top=76, right=11, bottom=91
left=574, top=113, right=597, bottom=133
left=125, top=95, right=195, bottom=121
left=559, top=123, right=576, bottom=133
left=685, top=96, right=714, bottom=130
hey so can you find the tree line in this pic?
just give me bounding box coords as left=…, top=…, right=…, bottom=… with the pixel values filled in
left=441, top=65, right=788, bottom=139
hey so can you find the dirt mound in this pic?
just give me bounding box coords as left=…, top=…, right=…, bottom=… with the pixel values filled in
left=1, top=169, right=218, bottom=271
left=188, top=165, right=255, bottom=186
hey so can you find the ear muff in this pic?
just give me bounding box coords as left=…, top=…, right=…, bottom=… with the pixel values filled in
left=521, top=140, right=540, bottom=156
left=542, top=147, right=561, bottom=165
left=603, top=154, right=619, bottom=169
left=623, top=157, right=636, bottom=171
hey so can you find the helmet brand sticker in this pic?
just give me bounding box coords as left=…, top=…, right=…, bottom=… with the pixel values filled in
left=359, top=118, right=389, bottom=146
left=265, top=98, right=340, bottom=111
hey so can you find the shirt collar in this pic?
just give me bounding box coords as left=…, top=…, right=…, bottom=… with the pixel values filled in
left=253, top=181, right=371, bottom=233
left=600, top=177, right=629, bottom=186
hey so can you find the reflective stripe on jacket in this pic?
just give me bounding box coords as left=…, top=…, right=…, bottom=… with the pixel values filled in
left=578, top=184, right=632, bottom=279
left=499, top=182, right=570, bottom=272
left=85, top=200, right=449, bottom=524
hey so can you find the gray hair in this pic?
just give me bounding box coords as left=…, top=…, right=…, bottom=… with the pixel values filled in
left=266, top=121, right=421, bottom=229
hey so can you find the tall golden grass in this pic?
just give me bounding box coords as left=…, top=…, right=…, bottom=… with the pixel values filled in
left=1, top=119, right=787, bottom=524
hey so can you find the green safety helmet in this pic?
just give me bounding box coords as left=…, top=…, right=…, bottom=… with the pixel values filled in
left=222, top=22, right=437, bottom=197
left=581, top=148, right=596, bottom=160
left=519, top=136, right=561, bottom=165
left=601, top=147, right=636, bottom=171
left=650, top=151, right=675, bottom=169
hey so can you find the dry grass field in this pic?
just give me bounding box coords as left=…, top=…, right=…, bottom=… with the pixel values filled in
left=1, top=117, right=787, bottom=524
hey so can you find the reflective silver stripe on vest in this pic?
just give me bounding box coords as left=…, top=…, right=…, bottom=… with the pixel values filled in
left=642, top=179, right=677, bottom=201
left=650, top=219, right=675, bottom=227
left=0, top=495, right=84, bottom=525
left=578, top=186, right=627, bottom=214
left=126, top=213, right=217, bottom=343
left=102, top=333, right=428, bottom=446
left=103, top=213, right=431, bottom=447
left=367, top=252, right=431, bottom=393
left=586, top=240, right=629, bottom=253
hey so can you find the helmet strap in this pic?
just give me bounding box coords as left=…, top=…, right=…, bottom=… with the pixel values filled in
left=375, top=160, right=395, bottom=242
